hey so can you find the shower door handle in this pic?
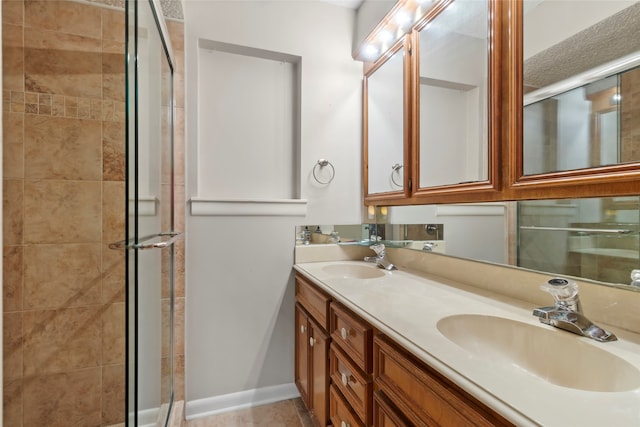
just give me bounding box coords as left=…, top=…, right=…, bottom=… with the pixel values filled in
left=108, top=231, right=183, bottom=250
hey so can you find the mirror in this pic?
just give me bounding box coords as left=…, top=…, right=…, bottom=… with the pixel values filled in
left=297, top=196, right=640, bottom=290
left=415, top=0, right=490, bottom=189
left=522, top=1, right=640, bottom=176
left=364, top=38, right=409, bottom=197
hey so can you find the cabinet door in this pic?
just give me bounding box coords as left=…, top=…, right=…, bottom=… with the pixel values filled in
left=295, top=304, right=310, bottom=407
left=310, top=319, right=330, bottom=427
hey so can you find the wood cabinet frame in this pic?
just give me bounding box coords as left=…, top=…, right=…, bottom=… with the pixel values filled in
left=408, top=0, right=504, bottom=204
left=505, top=0, right=640, bottom=200
left=364, top=0, right=640, bottom=206
left=363, top=36, right=413, bottom=204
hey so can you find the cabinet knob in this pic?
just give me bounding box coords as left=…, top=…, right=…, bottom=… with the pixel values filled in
left=340, top=327, right=349, bottom=340
left=309, top=337, right=315, bottom=347
left=341, top=421, right=350, bottom=427
left=300, top=325, right=306, bottom=334
left=341, top=372, right=349, bottom=386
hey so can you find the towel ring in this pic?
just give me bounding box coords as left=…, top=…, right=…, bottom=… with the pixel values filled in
left=313, top=159, right=335, bottom=184
left=391, top=163, right=403, bottom=187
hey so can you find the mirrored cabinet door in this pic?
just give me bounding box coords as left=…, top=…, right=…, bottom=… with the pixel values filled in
left=511, top=0, right=640, bottom=199
left=364, top=37, right=411, bottom=202
left=411, top=0, right=501, bottom=200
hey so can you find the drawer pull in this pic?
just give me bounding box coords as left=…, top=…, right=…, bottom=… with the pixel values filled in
left=300, top=325, right=306, bottom=334
left=341, top=374, right=349, bottom=387
left=341, top=327, right=349, bottom=340
left=341, top=421, right=350, bottom=427
left=309, top=337, right=316, bottom=347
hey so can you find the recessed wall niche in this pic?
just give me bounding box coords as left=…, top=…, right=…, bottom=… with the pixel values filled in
left=195, top=39, right=302, bottom=212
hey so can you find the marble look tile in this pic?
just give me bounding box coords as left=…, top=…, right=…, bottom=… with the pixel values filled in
left=3, top=378, right=23, bottom=427
left=24, top=27, right=102, bottom=98
left=103, top=120, right=125, bottom=181
left=161, top=355, right=171, bottom=403
left=24, top=180, right=101, bottom=244
left=103, top=181, right=125, bottom=244
left=3, top=245, right=23, bottom=312
left=24, top=0, right=102, bottom=39
left=174, top=297, right=185, bottom=356
left=187, top=400, right=302, bottom=427
left=3, top=23, right=24, bottom=92
left=102, top=243, right=125, bottom=303
left=174, top=353, right=185, bottom=402
left=3, top=0, right=24, bottom=26
left=102, top=302, right=124, bottom=365
left=102, top=363, right=125, bottom=425
left=24, top=115, right=102, bottom=180
left=23, top=306, right=101, bottom=375
left=3, top=111, right=24, bottom=179
left=23, top=243, right=101, bottom=310
left=23, top=367, right=101, bottom=427
left=3, top=179, right=24, bottom=245
left=174, top=239, right=185, bottom=298
left=161, top=298, right=171, bottom=358
left=292, top=398, right=313, bottom=427
left=174, top=107, right=185, bottom=185
left=103, top=40, right=125, bottom=102
left=3, top=312, right=23, bottom=381
left=102, top=8, right=125, bottom=43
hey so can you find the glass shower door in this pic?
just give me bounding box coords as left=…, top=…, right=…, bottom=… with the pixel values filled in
left=125, top=0, right=179, bottom=425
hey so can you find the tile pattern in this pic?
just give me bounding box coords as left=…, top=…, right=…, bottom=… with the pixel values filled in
left=166, top=19, right=186, bottom=406
left=186, top=399, right=313, bottom=427
left=2, top=1, right=126, bottom=425
left=2, top=1, right=185, bottom=426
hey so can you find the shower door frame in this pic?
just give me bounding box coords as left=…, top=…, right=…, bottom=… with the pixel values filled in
left=125, top=0, right=178, bottom=425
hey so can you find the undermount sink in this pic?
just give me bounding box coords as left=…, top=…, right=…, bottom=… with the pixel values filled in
left=322, top=263, right=385, bottom=279
left=437, top=314, right=640, bottom=392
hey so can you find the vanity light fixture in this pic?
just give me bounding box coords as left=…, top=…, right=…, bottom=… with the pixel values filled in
left=354, top=0, right=438, bottom=62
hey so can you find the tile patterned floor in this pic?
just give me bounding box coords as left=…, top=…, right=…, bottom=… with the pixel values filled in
left=186, top=398, right=313, bottom=427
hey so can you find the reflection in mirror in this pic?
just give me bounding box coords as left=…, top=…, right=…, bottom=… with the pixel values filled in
left=522, top=1, right=640, bottom=175
left=417, top=0, right=488, bottom=188
left=298, top=197, right=640, bottom=290
left=366, top=42, right=406, bottom=194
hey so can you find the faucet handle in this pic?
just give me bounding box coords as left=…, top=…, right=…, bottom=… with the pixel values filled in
left=540, top=278, right=582, bottom=312
left=370, top=243, right=386, bottom=256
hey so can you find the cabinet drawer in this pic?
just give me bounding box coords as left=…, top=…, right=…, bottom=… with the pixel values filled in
left=296, top=274, right=331, bottom=330
left=330, top=343, right=372, bottom=425
left=330, top=302, right=372, bottom=373
left=329, top=385, right=364, bottom=427
left=374, top=335, right=513, bottom=427
left=373, top=391, right=412, bottom=427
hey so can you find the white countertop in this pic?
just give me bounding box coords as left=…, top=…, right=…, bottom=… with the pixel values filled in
left=294, top=260, right=640, bottom=427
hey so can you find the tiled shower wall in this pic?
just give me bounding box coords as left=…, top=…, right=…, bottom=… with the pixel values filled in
left=1, top=0, right=186, bottom=425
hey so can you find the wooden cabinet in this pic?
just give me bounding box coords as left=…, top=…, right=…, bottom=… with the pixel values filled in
left=329, top=302, right=373, bottom=426
left=295, top=272, right=514, bottom=427
left=373, top=335, right=513, bottom=427
left=363, top=0, right=640, bottom=205
left=295, top=275, right=331, bottom=426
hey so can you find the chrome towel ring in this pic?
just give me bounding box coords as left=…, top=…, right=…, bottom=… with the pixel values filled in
left=391, top=163, right=403, bottom=187
left=313, top=159, right=335, bottom=184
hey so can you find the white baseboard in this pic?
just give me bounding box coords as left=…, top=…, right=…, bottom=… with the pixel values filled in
left=185, top=383, right=300, bottom=420
left=137, top=406, right=159, bottom=427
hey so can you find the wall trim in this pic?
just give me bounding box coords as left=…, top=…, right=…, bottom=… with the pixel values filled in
left=190, top=198, right=308, bottom=216
left=185, top=383, right=300, bottom=420
left=436, top=203, right=506, bottom=217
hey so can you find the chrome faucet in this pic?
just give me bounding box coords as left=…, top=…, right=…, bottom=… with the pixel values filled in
left=364, top=244, right=396, bottom=270
left=532, top=278, right=617, bottom=342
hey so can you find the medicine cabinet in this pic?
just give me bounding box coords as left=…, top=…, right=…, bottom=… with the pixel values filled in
left=362, top=0, right=640, bottom=205
left=364, top=37, right=411, bottom=202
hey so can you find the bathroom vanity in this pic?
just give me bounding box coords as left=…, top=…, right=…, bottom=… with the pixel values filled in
left=293, top=245, right=640, bottom=427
